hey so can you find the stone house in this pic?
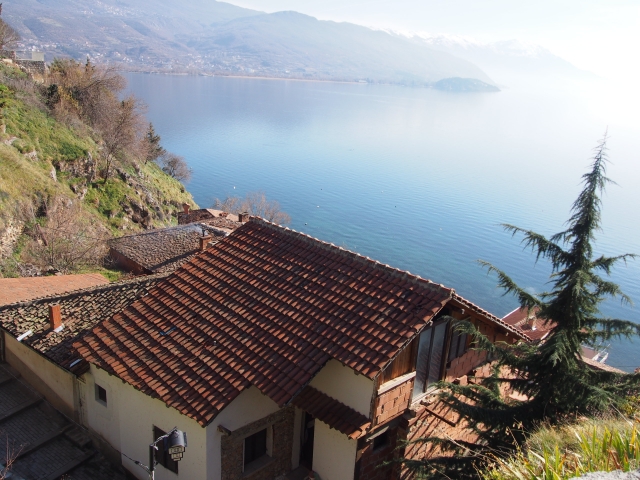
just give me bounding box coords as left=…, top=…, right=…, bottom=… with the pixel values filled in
left=177, top=204, right=249, bottom=227
left=109, top=223, right=235, bottom=275
left=72, top=218, right=525, bottom=480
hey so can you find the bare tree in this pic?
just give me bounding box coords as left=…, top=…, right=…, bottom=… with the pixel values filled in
left=0, top=18, right=19, bottom=51
left=46, top=58, right=126, bottom=127
left=21, top=196, right=110, bottom=274
left=159, top=152, right=192, bottom=182
left=45, top=59, right=146, bottom=179
left=0, top=433, right=22, bottom=480
left=98, top=95, right=146, bottom=180
left=214, top=191, right=291, bottom=225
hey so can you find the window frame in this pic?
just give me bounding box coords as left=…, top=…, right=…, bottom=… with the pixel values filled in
left=447, top=321, right=469, bottom=364
left=153, top=426, right=179, bottom=474
left=242, top=426, right=273, bottom=473
left=411, top=317, right=451, bottom=402
left=95, top=384, right=107, bottom=406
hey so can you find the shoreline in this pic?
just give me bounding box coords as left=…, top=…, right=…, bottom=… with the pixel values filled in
left=121, top=69, right=377, bottom=86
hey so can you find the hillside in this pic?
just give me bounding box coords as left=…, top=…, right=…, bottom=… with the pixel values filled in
left=5, top=0, right=495, bottom=86
left=0, top=62, right=196, bottom=277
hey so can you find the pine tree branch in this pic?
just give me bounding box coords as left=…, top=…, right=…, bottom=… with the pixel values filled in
left=582, top=317, right=640, bottom=340
left=478, top=261, right=542, bottom=309
left=501, top=224, right=570, bottom=268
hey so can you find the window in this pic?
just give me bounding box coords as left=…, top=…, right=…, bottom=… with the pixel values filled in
left=154, top=426, right=179, bottom=474
left=448, top=326, right=468, bottom=363
left=244, top=428, right=268, bottom=467
left=412, top=319, right=449, bottom=400
left=95, top=384, right=107, bottom=405
left=372, top=431, right=390, bottom=451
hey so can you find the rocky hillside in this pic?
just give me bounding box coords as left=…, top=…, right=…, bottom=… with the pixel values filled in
left=0, top=61, right=196, bottom=276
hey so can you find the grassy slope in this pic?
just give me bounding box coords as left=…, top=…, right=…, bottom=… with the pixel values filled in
left=482, top=417, right=640, bottom=480
left=0, top=63, right=197, bottom=276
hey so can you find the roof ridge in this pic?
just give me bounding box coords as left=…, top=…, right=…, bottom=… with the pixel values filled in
left=109, top=223, right=205, bottom=242
left=248, top=218, right=453, bottom=295
left=0, top=273, right=169, bottom=311
left=452, top=293, right=526, bottom=340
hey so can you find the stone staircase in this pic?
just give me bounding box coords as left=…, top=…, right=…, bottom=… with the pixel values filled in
left=0, top=364, right=124, bottom=480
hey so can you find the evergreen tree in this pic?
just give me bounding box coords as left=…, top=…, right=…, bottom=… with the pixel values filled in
left=145, top=123, right=165, bottom=164
left=403, top=135, right=640, bottom=478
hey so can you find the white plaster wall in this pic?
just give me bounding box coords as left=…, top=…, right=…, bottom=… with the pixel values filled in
left=205, top=386, right=281, bottom=480
left=84, top=366, right=206, bottom=480
left=313, top=420, right=357, bottom=480
left=5, top=334, right=76, bottom=417
left=309, top=360, right=374, bottom=416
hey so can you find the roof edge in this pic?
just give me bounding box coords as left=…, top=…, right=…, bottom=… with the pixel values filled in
left=249, top=218, right=454, bottom=296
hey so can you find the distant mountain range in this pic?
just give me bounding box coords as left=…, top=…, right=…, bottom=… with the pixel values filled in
left=5, top=0, right=586, bottom=88
left=399, top=33, right=594, bottom=85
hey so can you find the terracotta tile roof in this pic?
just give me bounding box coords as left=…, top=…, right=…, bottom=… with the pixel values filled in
left=291, top=386, right=370, bottom=439
left=501, top=307, right=553, bottom=342
left=451, top=295, right=527, bottom=340
left=0, top=274, right=168, bottom=373
left=0, top=274, right=108, bottom=306
left=502, top=308, right=622, bottom=370
left=581, top=356, right=626, bottom=374
left=109, top=224, right=230, bottom=274
left=74, top=219, right=453, bottom=426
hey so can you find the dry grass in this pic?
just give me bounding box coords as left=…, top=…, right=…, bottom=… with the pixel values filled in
left=482, top=417, right=640, bottom=480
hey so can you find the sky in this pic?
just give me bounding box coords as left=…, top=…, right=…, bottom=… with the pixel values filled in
left=224, top=0, right=640, bottom=80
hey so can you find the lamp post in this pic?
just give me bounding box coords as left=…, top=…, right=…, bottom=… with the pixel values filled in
left=133, top=427, right=188, bottom=480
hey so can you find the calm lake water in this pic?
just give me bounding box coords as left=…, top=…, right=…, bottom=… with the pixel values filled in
left=126, top=73, right=640, bottom=371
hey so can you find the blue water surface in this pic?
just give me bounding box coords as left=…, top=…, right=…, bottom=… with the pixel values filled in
left=125, top=74, right=640, bottom=371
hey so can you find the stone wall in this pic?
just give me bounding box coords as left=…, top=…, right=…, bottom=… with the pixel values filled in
left=221, top=406, right=295, bottom=480
left=15, top=59, right=46, bottom=76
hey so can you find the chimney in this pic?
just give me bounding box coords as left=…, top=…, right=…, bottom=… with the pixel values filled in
left=528, top=313, right=537, bottom=331
left=49, top=304, right=62, bottom=331
left=238, top=212, right=250, bottom=223
left=199, top=235, right=212, bottom=251
left=182, top=203, right=190, bottom=214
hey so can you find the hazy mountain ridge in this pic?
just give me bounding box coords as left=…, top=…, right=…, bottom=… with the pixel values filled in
left=389, top=32, right=595, bottom=83
left=5, top=0, right=495, bottom=86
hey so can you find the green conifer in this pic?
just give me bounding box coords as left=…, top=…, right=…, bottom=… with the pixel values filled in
left=403, top=135, right=640, bottom=478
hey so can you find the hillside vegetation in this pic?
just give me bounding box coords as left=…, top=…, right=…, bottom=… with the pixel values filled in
left=0, top=61, right=196, bottom=277
left=482, top=417, right=640, bottom=480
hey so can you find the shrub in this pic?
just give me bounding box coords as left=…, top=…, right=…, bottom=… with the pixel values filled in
left=483, top=419, right=640, bottom=480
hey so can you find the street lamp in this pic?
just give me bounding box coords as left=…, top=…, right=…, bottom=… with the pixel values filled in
left=133, top=427, right=188, bottom=480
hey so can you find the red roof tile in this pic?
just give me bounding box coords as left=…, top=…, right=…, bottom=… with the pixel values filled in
left=74, top=219, right=452, bottom=426
left=0, top=274, right=108, bottom=306
left=501, top=307, right=553, bottom=342
left=292, top=386, right=370, bottom=439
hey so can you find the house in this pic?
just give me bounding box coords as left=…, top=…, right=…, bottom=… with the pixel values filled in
left=0, top=274, right=167, bottom=424
left=73, top=218, right=525, bottom=480
left=177, top=204, right=248, bottom=228
left=0, top=273, right=108, bottom=306
left=109, top=223, right=233, bottom=275
left=502, top=307, right=614, bottom=366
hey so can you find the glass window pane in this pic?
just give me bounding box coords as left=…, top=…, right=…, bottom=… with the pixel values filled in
left=412, top=327, right=432, bottom=399
left=427, top=322, right=448, bottom=388
left=448, top=330, right=460, bottom=362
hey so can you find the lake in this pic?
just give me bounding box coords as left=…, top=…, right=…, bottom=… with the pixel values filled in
left=125, top=73, right=640, bottom=371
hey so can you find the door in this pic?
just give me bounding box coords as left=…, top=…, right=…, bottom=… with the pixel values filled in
left=300, top=412, right=315, bottom=469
